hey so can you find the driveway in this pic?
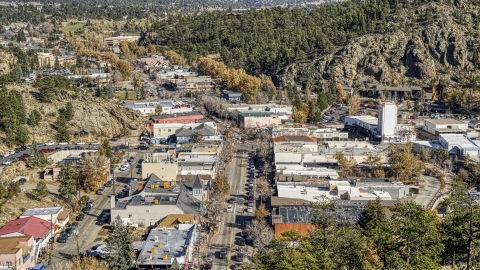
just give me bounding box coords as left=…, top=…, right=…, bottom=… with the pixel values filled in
left=413, top=175, right=441, bottom=209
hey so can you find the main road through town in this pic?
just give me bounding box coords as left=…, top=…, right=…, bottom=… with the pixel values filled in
left=211, top=145, right=255, bottom=270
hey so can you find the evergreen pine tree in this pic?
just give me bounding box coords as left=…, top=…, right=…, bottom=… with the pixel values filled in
left=99, top=139, right=113, bottom=159
left=33, top=180, right=49, bottom=200
left=64, top=102, right=75, bottom=121
left=317, top=94, right=328, bottom=111
left=58, top=166, right=78, bottom=202
left=105, top=216, right=134, bottom=270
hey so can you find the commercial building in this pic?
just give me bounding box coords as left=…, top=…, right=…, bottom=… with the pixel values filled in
left=439, top=134, right=480, bottom=156
left=344, top=116, right=378, bottom=138
left=271, top=126, right=348, bottom=142
left=274, top=141, right=385, bottom=167
left=423, top=119, right=468, bottom=136
left=221, top=90, right=242, bottom=102
left=124, top=100, right=193, bottom=116
left=175, top=123, right=219, bottom=143
left=272, top=136, right=318, bottom=152
left=238, top=111, right=282, bottom=128
left=104, top=36, right=140, bottom=46
left=111, top=174, right=204, bottom=226
left=152, top=122, right=217, bottom=141
left=141, top=151, right=178, bottom=180
left=147, top=112, right=204, bottom=131
left=0, top=235, right=36, bottom=270
left=378, top=102, right=398, bottom=142
left=135, top=224, right=197, bottom=269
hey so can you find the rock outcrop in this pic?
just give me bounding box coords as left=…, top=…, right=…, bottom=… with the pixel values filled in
left=275, top=3, right=478, bottom=90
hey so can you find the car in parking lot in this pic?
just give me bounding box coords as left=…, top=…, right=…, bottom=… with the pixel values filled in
left=241, top=230, right=248, bottom=237
left=64, top=227, right=74, bottom=237
left=82, top=206, right=91, bottom=214
left=104, top=181, right=112, bottom=187
left=45, top=141, right=54, bottom=146
left=227, top=205, right=233, bottom=212
left=120, top=164, right=129, bottom=171
left=90, top=142, right=100, bottom=145
left=70, top=222, right=79, bottom=229
left=58, top=142, right=68, bottom=145
left=64, top=146, right=72, bottom=150
left=97, top=187, right=105, bottom=195
left=220, top=247, right=228, bottom=259
left=18, top=178, right=27, bottom=184
left=248, top=195, right=254, bottom=200
left=247, top=207, right=253, bottom=213
left=76, top=214, right=85, bottom=221
left=76, top=142, right=85, bottom=145
left=2, top=160, right=11, bottom=165
left=228, top=197, right=237, bottom=204
left=248, top=200, right=254, bottom=207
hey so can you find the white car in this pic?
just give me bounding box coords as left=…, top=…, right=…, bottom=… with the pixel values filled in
left=90, top=142, right=100, bottom=145
left=58, top=142, right=68, bottom=145
left=249, top=183, right=254, bottom=187
left=227, top=205, right=233, bottom=212
left=45, top=141, right=55, bottom=146
left=120, top=165, right=128, bottom=171
left=247, top=207, right=253, bottom=213
left=3, top=152, right=10, bottom=158
left=2, top=160, right=11, bottom=165
left=76, top=142, right=85, bottom=145
left=7, top=150, right=15, bottom=155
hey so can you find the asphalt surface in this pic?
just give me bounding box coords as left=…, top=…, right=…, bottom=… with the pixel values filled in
left=211, top=146, right=256, bottom=270
left=43, top=148, right=147, bottom=269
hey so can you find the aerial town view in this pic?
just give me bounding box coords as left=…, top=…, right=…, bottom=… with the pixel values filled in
left=0, top=0, right=478, bottom=269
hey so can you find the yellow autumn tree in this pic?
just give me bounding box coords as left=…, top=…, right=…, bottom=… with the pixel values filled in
left=164, top=50, right=186, bottom=65
left=336, top=84, right=347, bottom=102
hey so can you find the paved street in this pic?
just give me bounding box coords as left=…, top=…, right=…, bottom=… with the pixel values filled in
left=413, top=175, right=441, bottom=209
left=43, top=148, right=147, bottom=269
left=211, top=147, right=255, bottom=270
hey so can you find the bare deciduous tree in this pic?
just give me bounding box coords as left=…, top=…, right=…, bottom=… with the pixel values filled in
left=245, top=220, right=274, bottom=254
left=255, top=177, right=274, bottom=204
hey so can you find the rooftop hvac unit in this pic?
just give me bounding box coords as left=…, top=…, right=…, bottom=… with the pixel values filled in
left=154, top=199, right=159, bottom=205
left=157, top=243, right=162, bottom=248
left=151, top=248, right=156, bottom=254
left=154, top=236, right=158, bottom=242
left=162, top=254, right=168, bottom=260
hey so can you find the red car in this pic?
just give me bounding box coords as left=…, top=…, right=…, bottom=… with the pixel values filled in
left=41, top=149, right=49, bottom=153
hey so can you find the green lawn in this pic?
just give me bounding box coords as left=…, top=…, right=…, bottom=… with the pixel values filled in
left=62, top=22, right=86, bottom=33
left=114, top=91, right=137, bottom=100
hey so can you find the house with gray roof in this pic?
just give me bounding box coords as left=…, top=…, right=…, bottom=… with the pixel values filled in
left=175, top=123, right=218, bottom=143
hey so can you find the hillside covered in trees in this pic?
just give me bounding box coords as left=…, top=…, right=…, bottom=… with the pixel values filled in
left=145, top=0, right=480, bottom=95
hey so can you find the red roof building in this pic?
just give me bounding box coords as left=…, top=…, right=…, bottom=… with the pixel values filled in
left=0, top=216, right=52, bottom=240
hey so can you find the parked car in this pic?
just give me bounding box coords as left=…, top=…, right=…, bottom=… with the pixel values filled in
left=220, top=248, right=228, bottom=259
left=241, top=230, right=248, bottom=237
left=70, top=222, right=79, bottom=229
left=2, top=160, right=11, bottom=165
left=57, top=235, right=68, bottom=243
left=58, top=142, right=68, bottom=145
left=76, top=142, right=85, bottom=145
left=64, top=146, right=72, bottom=150
left=238, top=238, right=246, bottom=246
left=76, top=214, right=85, bottom=221
left=11, top=157, right=19, bottom=163
left=87, top=199, right=95, bottom=207
left=45, top=141, right=54, bottom=146
left=18, top=178, right=27, bottom=184
left=236, top=252, right=244, bottom=261
left=247, top=207, right=253, bottom=213
left=90, top=142, right=100, bottom=145
left=227, top=205, right=233, bottom=212
left=97, top=188, right=105, bottom=195
left=41, top=149, right=49, bottom=153
left=82, top=206, right=91, bottom=214
left=104, top=181, right=112, bottom=187
left=228, top=197, right=237, bottom=204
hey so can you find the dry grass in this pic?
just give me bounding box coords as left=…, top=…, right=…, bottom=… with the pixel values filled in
left=132, top=224, right=149, bottom=241
left=0, top=191, right=69, bottom=227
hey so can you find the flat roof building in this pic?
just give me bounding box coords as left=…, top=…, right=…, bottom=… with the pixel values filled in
left=423, top=119, right=468, bottom=136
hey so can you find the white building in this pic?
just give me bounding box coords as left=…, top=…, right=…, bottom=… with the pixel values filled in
left=123, top=100, right=193, bottom=116
left=378, top=102, right=398, bottom=142
left=423, top=119, right=468, bottom=136
left=439, top=134, right=480, bottom=156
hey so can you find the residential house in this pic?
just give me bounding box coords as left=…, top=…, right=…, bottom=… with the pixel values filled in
left=141, top=56, right=170, bottom=68
left=19, top=207, right=63, bottom=226
left=0, top=236, right=36, bottom=270
left=0, top=217, right=53, bottom=261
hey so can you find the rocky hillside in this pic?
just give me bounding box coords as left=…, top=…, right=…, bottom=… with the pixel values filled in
left=0, top=85, right=146, bottom=152
left=275, top=2, right=480, bottom=90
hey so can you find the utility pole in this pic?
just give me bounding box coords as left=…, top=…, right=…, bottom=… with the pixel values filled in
left=74, top=230, right=80, bottom=256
